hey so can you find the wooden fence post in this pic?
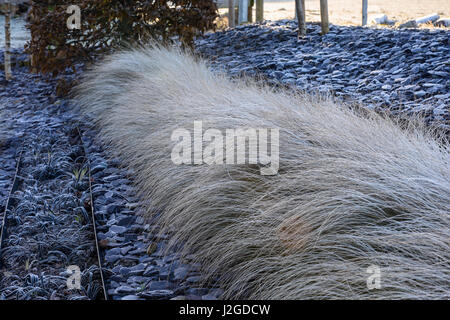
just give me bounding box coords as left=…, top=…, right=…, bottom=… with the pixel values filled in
left=362, top=0, right=368, bottom=26
left=256, top=0, right=263, bottom=22
left=228, top=0, right=235, bottom=27
left=295, top=0, right=306, bottom=37
left=247, top=0, right=253, bottom=22
left=238, top=0, right=248, bottom=25
left=320, top=0, right=329, bottom=34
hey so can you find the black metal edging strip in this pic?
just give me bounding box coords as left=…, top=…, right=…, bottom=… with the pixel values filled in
left=76, top=127, right=108, bottom=301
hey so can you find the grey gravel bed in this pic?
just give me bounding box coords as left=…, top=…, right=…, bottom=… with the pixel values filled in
left=0, top=65, right=105, bottom=299
left=0, top=50, right=223, bottom=300
left=195, top=21, right=449, bottom=131
left=0, top=133, right=18, bottom=217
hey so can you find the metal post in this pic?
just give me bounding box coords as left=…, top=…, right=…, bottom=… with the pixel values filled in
left=238, top=0, right=248, bottom=25
left=362, top=0, right=368, bottom=26
left=228, top=0, right=235, bottom=27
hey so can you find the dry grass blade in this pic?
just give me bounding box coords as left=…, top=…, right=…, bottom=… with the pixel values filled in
left=75, top=45, right=450, bottom=299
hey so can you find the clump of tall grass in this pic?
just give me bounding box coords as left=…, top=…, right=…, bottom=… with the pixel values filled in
left=75, top=45, right=449, bottom=299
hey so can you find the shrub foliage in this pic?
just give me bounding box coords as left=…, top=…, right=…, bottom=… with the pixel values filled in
left=26, top=0, right=218, bottom=75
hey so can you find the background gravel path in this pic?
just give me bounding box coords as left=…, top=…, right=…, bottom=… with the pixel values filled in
left=237, top=0, right=449, bottom=26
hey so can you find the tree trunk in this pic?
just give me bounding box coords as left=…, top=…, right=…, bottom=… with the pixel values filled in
left=295, top=0, right=306, bottom=37
left=256, top=0, right=263, bottom=22
left=320, top=0, right=329, bottom=35
left=228, top=0, right=235, bottom=27
left=4, top=0, right=12, bottom=81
